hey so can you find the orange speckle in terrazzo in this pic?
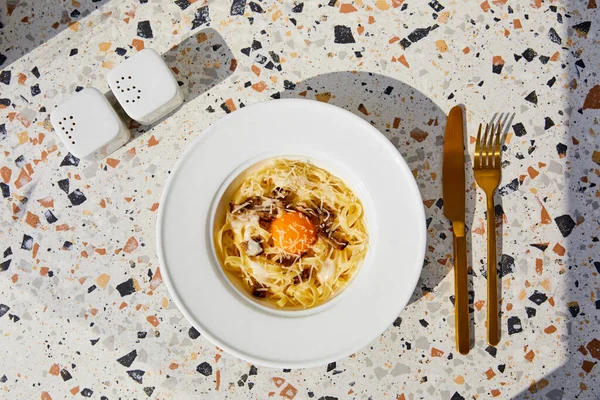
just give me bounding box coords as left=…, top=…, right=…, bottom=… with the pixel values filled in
left=389, top=36, right=400, bottom=44
left=25, top=211, right=40, bottom=228
left=224, top=98, right=237, bottom=112
left=553, top=243, right=565, bottom=256
left=252, top=81, right=267, bottom=92
left=340, top=3, right=357, bottom=13
left=474, top=300, right=485, bottom=311
left=123, top=236, right=139, bottom=253
left=69, top=386, right=79, bottom=395
left=49, top=363, right=60, bottom=376
left=280, top=383, right=298, bottom=399
left=96, top=273, right=110, bottom=289
left=216, top=369, right=221, bottom=390
left=15, top=168, right=32, bottom=189
left=146, top=316, right=159, bottom=327
left=431, top=347, right=444, bottom=357
left=376, top=0, right=390, bottom=10
left=357, top=25, right=365, bottom=35
left=485, top=368, right=496, bottom=379
left=480, top=1, right=490, bottom=12
left=37, top=196, right=54, bottom=208
left=99, top=42, right=111, bottom=52
left=32, top=243, right=40, bottom=259
left=148, top=135, right=159, bottom=147
left=41, top=391, right=52, bottom=400
left=454, top=376, right=465, bottom=384
left=18, top=73, right=27, bottom=85
left=524, top=350, right=535, bottom=362
left=106, top=158, right=120, bottom=168
left=491, top=389, right=501, bottom=397
left=251, top=65, right=261, bottom=76
left=463, top=47, right=470, bottom=54
left=68, top=21, right=79, bottom=31
left=435, top=40, right=448, bottom=52
left=169, top=363, right=179, bottom=370
left=150, top=203, right=159, bottom=212
left=119, top=302, right=127, bottom=310
left=95, top=248, right=106, bottom=255
left=17, top=130, right=29, bottom=144
left=0, top=166, right=11, bottom=183
left=150, top=268, right=163, bottom=290
left=392, top=0, right=404, bottom=7
left=11, top=274, right=18, bottom=283
left=398, top=54, right=410, bottom=68
left=272, top=377, right=285, bottom=387
left=473, top=221, right=485, bottom=235
left=544, top=325, right=557, bottom=334
left=536, top=258, right=543, bottom=275
left=132, top=38, right=144, bottom=51
left=315, top=92, right=332, bottom=103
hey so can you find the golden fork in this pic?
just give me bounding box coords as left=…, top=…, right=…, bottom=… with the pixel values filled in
left=474, top=122, right=502, bottom=346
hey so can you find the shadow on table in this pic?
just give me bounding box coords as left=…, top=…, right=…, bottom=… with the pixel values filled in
left=106, top=28, right=236, bottom=141
left=281, top=71, right=469, bottom=309
left=512, top=1, right=599, bottom=398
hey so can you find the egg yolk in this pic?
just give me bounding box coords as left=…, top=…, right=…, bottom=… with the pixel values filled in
left=270, top=211, right=317, bottom=255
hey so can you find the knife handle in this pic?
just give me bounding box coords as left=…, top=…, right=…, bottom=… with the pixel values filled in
left=453, top=223, right=470, bottom=355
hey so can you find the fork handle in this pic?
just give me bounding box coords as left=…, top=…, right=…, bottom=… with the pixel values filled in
left=486, top=196, right=500, bottom=346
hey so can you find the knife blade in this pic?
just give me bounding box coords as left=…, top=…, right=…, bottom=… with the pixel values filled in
left=442, top=105, right=470, bottom=355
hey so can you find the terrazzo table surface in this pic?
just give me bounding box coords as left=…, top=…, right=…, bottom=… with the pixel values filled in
left=1, top=0, right=599, bottom=399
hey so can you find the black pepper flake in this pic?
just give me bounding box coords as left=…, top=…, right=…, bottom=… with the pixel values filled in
left=0, top=182, right=9, bottom=198
left=248, top=1, right=264, bottom=13
left=572, top=21, right=591, bottom=37
left=68, top=189, right=87, bottom=206
left=485, top=345, right=497, bottom=357
left=60, top=152, right=80, bottom=167
left=80, top=388, right=93, bottom=397
left=334, top=25, right=355, bottom=44
left=115, top=47, right=127, bottom=56
left=498, top=254, right=515, bottom=277
left=137, top=20, right=153, bottom=38
left=547, top=27, right=562, bottom=44
left=522, top=48, right=538, bottom=62
left=0, top=71, right=10, bottom=85
left=116, top=278, right=137, bottom=297
left=21, top=234, right=33, bottom=250
left=31, top=67, right=40, bottom=78
left=60, top=369, right=72, bottom=381
left=568, top=302, right=580, bottom=317
left=188, top=326, right=201, bottom=339
left=70, top=48, right=78, bottom=56
left=524, top=91, right=538, bottom=105
left=127, top=369, right=145, bottom=384
left=528, top=290, right=548, bottom=305
left=31, top=84, right=41, bottom=96
left=192, top=6, right=210, bottom=29
left=0, top=304, right=9, bottom=318
left=0, top=259, right=10, bottom=272
left=117, top=350, right=137, bottom=367
left=544, top=117, right=555, bottom=130
left=507, top=316, right=523, bottom=335
left=230, top=0, right=245, bottom=15
left=292, top=2, right=304, bottom=12
left=554, top=214, right=576, bottom=237
left=196, top=361, right=213, bottom=376
left=144, top=387, right=155, bottom=397
left=327, top=362, right=336, bottom=372
left=450, top=392, right=465, bottom=400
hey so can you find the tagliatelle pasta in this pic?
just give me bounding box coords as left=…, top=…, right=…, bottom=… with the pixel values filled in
left=214, top=158, right=369, bottom=310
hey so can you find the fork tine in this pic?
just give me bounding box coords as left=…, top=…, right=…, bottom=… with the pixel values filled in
left=487, top=123, right=495, bottom=168
left=494, top=121, right=501, bottom=168
left=474, top=123, right=482, bottom=168
left=482, top=123, right=490, bottom=167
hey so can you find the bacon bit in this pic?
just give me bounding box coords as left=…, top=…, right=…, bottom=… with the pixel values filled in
left=123, top=236, right=139, bottom=253
left=552, top=243, right=565, bottom=256
left=340, top=3, right=357, bottom=12
left=132, top=38, right=144, bottom=51
left=252, top=81, right=267, bottom=92
left=147, top=315, right=159, bottom=327
left=251, top=65, right=261, bottom=77
left=0, top=166, right=11, bottom=183
left=524, top=350, right=535, bottom=362
left=150, top=268, right=163, bottom=290
left=485, top=368, right=496, bottom=379
left=70, top=386, right=80, bottom=395
left=25, top=211, right=40, bottom=228
left=272, top=377, right=285, bottom=388
left=431, top=348, right=444, bottom=357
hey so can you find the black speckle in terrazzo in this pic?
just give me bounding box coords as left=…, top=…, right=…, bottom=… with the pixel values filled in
left=15, top=155, right=26, bottom=168
left=0, top=375, right=6, bottom=383
left=143, top=386, right=155, bottom=397
left=117, top=350, right=137, bottom=367
left=547, top=28, right=562, bottom=44
left=507, top=316, right=523, bottom=335
left=60, top=369, right=72, bottom=381
left=575, top=59, right=585, bottom=70
left=530, top=243, right=548, bottom=252
left=318, top=397, right=338, bottom=400
left=87, top=285, right=97, bottom=293
left=334, top=25, right=355, bottom=44
left=196, top=361, right=212, bottom=376
left=556, top=142, right=567, bottom=157
left=127, top=369, right=145, bottom=384
left=251, top=40, right=262, bottom=51
left=429, top=0, right=444, bottom=12
left=44, top=210, right=58, bottom=224
left=555, top=214, right=576, bottom=237
left=80, top=388, right=93, bottom=397
left=188, top=326, right=200, bottom=339
left=137, top=331, right=147, bottom=339
left=75, top=86, right=84, bottom=92
left=230, top=0, right=245, bottom=15
left=116, top=279, right=137, bottom=297
left=60, top=152, right=80, bottom=167
left=544, top=117, right=555, bottom=130
left=9, top=314, right=20, bottom=322
left=539, top=55, right=550, bottom=64
left=485, top=345, right=497, bottom=357
left=326, top=362, right=336, bottom=372
left=137, top=21, right=153, bottom=39
left=31, top=66, right=40, bottom=78
left=249, top=365, right=257, bottom=375
left=546, top=76, right=557, bottom=87
left=529, top=290, right=548, bottom=305
left=249, top=1, right=264, bottom=13
left=450, top=393, right=465, bottom=400
left=498, top=254, right=515, bottom=277
left=174, top=0, right=191, bottom=10
left=0, top=182, right=8, bottom=198
left=393, top=316, right=402, bottom=327
left=58, top=178, right=70, bottom=194
left=30, top=84, right=41, bottom=96
left=292, top=2, right=304, bottom=12
left=21, top=234, right=33, bottom=250
left=400, top=38, right=412, bottom=49
left=524, top=91, right=538, bottom=105
left=254, top=54, right=267, bottom=64
left=115, top=47, right=127, bottom=56
left=70, top=48, right=78, bottom=56
left=0, top=98, right=10, bottom=107
left=0, top=124, right=5, bottom=142
left=407, top=25, right=437, bottom=43
left=572, top=21, right=591, bottom=37
left=0, top=259, right=10, bottom=272
left=70, top=9, right=80, bottom=18
left=68, top=189, right=87, bottom=206
left=3, top=247, right=11, bottom=258
left=0, top=53, right=6, bottom=66
left=284, top=80, right=296, bottom=90
left=0, top=71, right=10, bottom=85
left=419, top=319, right=429, bottom=327
left=568, top=302, right=580, bottom=317
left=192, top=6, right=210, bottom=29
left=521, top=48, right=538, bottom=62
left=499, top=178, right=519, bottom=196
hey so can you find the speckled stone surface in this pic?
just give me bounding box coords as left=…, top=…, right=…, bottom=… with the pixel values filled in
left=1, top=1, right=599, bottom=399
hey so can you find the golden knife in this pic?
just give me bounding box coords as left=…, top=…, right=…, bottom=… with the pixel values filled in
left=442, top=105, right=470, bottom=355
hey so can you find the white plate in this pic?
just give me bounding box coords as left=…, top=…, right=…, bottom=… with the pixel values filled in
left=157, top=99, right=426, bottom=368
